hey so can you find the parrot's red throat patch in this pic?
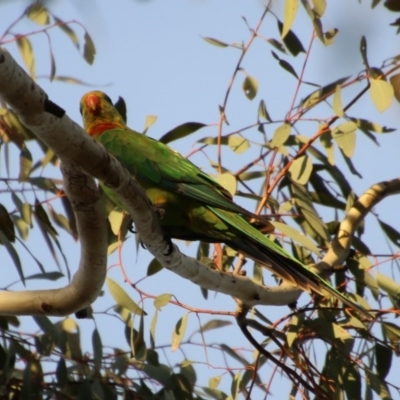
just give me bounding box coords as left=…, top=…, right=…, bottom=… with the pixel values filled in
left=87, top=122, right=121, bottom=136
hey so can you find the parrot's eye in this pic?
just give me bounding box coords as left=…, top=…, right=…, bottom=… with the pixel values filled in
left=104, top=94, right=113, bottom=105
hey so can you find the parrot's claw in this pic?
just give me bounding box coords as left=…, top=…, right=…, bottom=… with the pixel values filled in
left=163, top=234, right=174, bottom=256
left=128, top=220, right=137, bottom=234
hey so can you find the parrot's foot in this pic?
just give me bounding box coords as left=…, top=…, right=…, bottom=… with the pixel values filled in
left=163, top=234, right=174, bottom=256
left=288, top=301, right=298, bottom=311
left=153, top=205, right=166, bottom=220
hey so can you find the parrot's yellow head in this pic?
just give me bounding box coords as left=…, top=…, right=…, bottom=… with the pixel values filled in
left=80, top=91, right=126, bottom=137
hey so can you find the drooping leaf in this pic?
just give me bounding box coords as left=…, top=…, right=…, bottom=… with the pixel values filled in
left=171, top=314, right=188, bottom=352
left=389, top=73, right=400, bottom=103
left=54, top=17, right=79, bottom=49
left=258, top=99, right=272, bottom=121
left=92, top=329, right=102, bottom=370
left=312, top=0, right=327, bottom=16
left=301, top=76, right=350, bottom=109
left=227, top=134, right=250, bottom=154
left=332, top=84, right=344, bottom=117
left=107, top=278, right=146, bottom=316
left=332, top=121, right=357, bottom=158
left=375, top=343, right=392, bottom=380
left=199, top=319, right=232, bottom=333
left=147, top=258, right=163, bottom=276
left=370, top=78, right=394, bottom=112
left=0, top=204, right=15, bottom=242
left=376, top=273, right=400, bottom=300
left=216, top=173, right=237, bottom=196
left=16, top=36, right=35, bottom=79
left=288, top=155, right=313, bottom=184
left=153, top=293, right=172, bottom=311
left=360, top=36, right=370, bottom=71
left=378, top=218, right=400, bottom=246
left=0, top=231, right=24, bottom=284
left=242, top=75, right=258, bottom=100
left=159, top=122, right=206, bottom=144
left=143, top=115, right=157, bottom=135
left=271, top=51, right=298, bottom=79
left=269, top=123, right=291, bottom=148
left=26, top=3, right=49, bottom=25
left=266, top=38, right=287, bottom=54
left=202, top=37, right=229, bottom=48
left=282, top=0, right=299, bottom=38
left=277, top=20, right=305, bottom=56
left=271, top=221, right=320, bottom=255
left=209, top=375, right=222, bottom=389
left=83, top=31, right=96, bottom=64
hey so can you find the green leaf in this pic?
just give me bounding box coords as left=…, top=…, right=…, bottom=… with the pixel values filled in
left=147, top=258, right=163, bottom=276
left=16, top=36, right=35, bottom=79
left=242, top=75, right=258, bottom=100
left=171, top=314, right=188, bottom=352
left=360, top=36, right=370, bottom=71
left=83, top=31, right=96, bottom=64
left=302, top=76, right=350, bottom=109
left=390, top=73, right=400, bottom=103
left=150, top=310, right=158, bottom=347
left=382, top=322, right=400, bottom=348
left=365, top=368, right=392, bottom=400
left=26, top=3, right=49, bottom=25
left=202, top=37, right=229, bottom=48
left=107, top=278, right=146, bottom=316
left=288, top=155, right=313, bottom=184
left=159, top=122, right=206, bottom=144
left=216, top=173, right=237, bottom=196
left=228, top=135, right=250, bottom=154
left=269, top=123, right=291, bottom=148
left=34, top=201, right=58, bottom=237
left=199, top=319, right=232, bottom=333
left=312, top=0, right=327, bottom=17
left=271, top=51, right=298, bottom=79
left=231, top=372, right=241, bottom=400
left=258, top=99, right=272, bottom=121
left=370, top=78, right=394, bottom=112
left=92, top=329, right=102, bottom=370
left=153, top=293, right=172, bottom=311
left=266, top=38, right=287, bottom=54
left=277, top=20, right=305, bottom=56
left=378, top=219, right=400, bottom=246
left=375, top=343, right=392, bottom=380
left=332, top=84, right=344, bottom=117
left=282, top=0, right=299, bottom=38
left=287, top=315, right=300, bottom=347
left=0, top=231, right=24, bottom=284
left=54, top=17, right=79, bottom=49
left=271, top=221, right=320, bottom=255
left=0, top=204, right=15, bottom=242
left=376, top=273, right=400, bottom=299
left=332, top=121, right=357, bottom=158
left=108, top=210, right=124, bottom=235
left=209, top=375, right=222, bottom=389
left=19, top=147, right=32, bottom=182
left=143, top=115, right=157, bottom=135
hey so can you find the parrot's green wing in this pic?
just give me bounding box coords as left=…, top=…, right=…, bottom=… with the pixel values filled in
left=98, top=128, right=259, bottom=219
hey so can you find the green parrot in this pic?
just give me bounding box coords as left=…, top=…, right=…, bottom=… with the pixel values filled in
left=79, top=90, right=371, bottom=319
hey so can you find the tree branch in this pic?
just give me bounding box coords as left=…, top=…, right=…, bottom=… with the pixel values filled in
left=0, top=47, right=399, bottom=316
left=0, top=163, right=107, bottom=315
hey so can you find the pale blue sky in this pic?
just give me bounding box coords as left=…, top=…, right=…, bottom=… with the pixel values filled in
left=1, top=0, right=399, bottom=398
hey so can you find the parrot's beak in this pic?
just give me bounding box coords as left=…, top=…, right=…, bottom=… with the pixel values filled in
left=86, top=94, right=100, bottom=112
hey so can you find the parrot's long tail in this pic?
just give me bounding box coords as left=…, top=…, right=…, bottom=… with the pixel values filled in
left=226, top=236, right=372, bottom=320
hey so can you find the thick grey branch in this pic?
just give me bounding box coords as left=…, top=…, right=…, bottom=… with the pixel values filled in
left=317, top=179, right=400, bottom=274
left=0, top=163, right=107, bottom=315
